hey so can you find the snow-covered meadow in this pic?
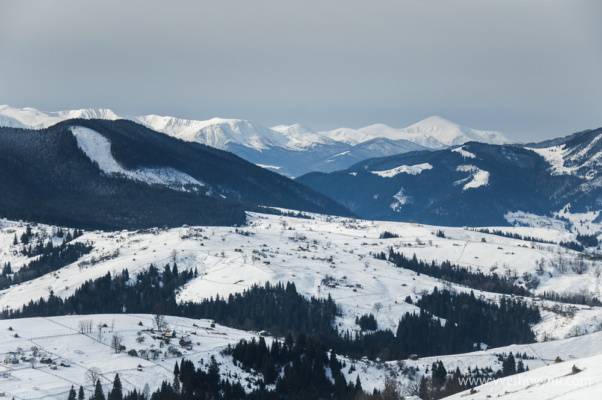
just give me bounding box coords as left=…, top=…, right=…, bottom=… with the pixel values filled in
left=0, top=211, right=601, bottom=398
left=1, top=212, right=600, bottom=338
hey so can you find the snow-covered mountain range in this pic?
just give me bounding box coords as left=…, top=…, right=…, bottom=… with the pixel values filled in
left=0, top=105, right=509, bottom=176
left=322, top=116, right=508, bottom=148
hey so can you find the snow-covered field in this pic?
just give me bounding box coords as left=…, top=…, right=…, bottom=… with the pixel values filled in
left=443, top=352, right=602, bottom=400
left=3, top=312, right=602, bottom=399
left=0, top=314, right=258, bottom=399
left=1, top=212, right=600, bottom=338
left=1, top=211, right=601, bottom=398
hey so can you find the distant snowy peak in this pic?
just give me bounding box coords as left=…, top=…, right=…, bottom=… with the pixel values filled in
left=320, top=116, right=509, bottom=149
left=0, top=104, right=119, bottom=129
left=271, top=123, right=334, bottom=148
left=359, top=122, right=447, bottom=148
left=320, top=127, right=376, bottom=145
left=399, top=116, right=506, bottom=146
left=136, top=115, right=290, bottom=151
left=271, top=123, right=313, bottom=136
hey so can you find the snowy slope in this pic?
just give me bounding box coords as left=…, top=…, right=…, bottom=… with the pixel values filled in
left=3, top=312, right=602, bottom=399
left=443, top=352, right=602, bottom=400
left=529, top=131, right=602, bottom=181
left=71, top=126, right=204, bottom=190
left=455, top=165, right=490, bottom=190
left=1, top=212, right=602, bottom=397
left=370, top=163, right=433, bottom=178
left=0, top=314, right=258, bottom=399
left=1, top=212, right=600, bottom=340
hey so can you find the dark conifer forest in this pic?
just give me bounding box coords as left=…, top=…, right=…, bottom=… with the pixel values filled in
left=380, top=249, right=529, bottom=295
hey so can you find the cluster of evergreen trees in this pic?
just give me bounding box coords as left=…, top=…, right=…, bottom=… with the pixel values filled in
left=66, top=375, right=126, bottom=400
left=379, top=231, right=400, bottom=239
left=334, top=288, right=540, bottom=360
left=180, top=282, right=338, bottom=337
left=576, top=234, right=599, bottom=248
left=134, top=337, right=414, bottom=400
left=559, top=241, right=585, bottom=252
left=416, top=288, right=540, bottom=348
left=63, top=345, right=532, bottom=400
left=67, top=374, right=164, bottom=400
left=476, top=228, right=580, bottom=251
left=15, top=225, right=84, bottom=257
left=355, top=313, right=378, bottom=331
left=474, top=228, right=556, bottom=245
left=227, top=334, right=361, bottom=398
left=538, top=290, right=602, bottom=307
left=0, top=241, right=92, bottom=290
left=112, top=353, right=369, bottom=400
left=379, top=249, right=529, bottom=296
left=3, top=264, right=195, bottom=318
left=1, top=267, right=539, bottom=399
left=4, top=268, right=340, bottom=342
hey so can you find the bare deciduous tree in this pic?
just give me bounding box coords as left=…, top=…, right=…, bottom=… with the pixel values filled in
left=86, top=367, right=101, bottom=386
left=111, top=334, right=123, bottom=353
left=154, top=313, right=166, bottom=332
left=79, top=319, right=93, bottom=334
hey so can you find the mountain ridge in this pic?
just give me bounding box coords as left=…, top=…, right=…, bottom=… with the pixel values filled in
left=0, top=105, right=510, bottom=177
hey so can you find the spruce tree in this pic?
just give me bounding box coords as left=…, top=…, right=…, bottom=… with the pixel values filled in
left=94, top=380, right=106, bottom=400
left=355, top=375, right=362, bottom=391
left=108, top=374, right=123, bottom=400
left=67, top=386, right=76, bottom=400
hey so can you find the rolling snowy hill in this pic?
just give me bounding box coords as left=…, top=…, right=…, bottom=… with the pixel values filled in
left=0, top=211, right=601, bottom=398
left=0, top=212, right=599, bottom=337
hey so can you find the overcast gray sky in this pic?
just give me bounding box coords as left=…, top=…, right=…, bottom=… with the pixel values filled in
left=1, top=0, right=600, bottom=141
